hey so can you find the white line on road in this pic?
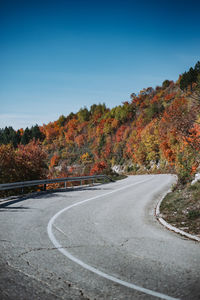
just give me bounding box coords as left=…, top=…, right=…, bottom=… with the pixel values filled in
left=47, top=177, right=179, bottom=300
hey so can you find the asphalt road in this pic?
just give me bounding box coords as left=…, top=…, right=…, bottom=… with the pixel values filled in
left=0, top=175, right=199, bottom=300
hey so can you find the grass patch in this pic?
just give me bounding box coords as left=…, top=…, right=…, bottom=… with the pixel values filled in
left=110, top=173, right=127, bottom=181
left=160, top=181, right=200, bottom=236
left=95, top=173, right=127, bottom=184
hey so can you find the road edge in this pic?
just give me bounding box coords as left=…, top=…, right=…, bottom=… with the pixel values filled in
left=155, top=182, right=200, bottom=242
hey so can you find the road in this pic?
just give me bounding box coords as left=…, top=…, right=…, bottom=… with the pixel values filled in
left=0, top=175, right=199, bottom=299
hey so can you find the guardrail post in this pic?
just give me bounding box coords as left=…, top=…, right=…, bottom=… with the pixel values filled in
left=0, top=174, right=114, bottom=194
left=44, top=184, right=46, bottom=191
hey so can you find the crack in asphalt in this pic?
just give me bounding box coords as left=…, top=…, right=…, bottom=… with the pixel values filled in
left=5, top=260, right=66, bottom=299
left=5, top=260, right=90, bottom=299
left=18, top=245, right=92, bottom=258
left=120, top=238, right=129, bottom=246
left=0, top=239, right=11, bottom=243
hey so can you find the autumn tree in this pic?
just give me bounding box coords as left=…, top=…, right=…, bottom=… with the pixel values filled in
left=16, top=140, right=47, bottom=181
left=77, top=107, right=90, bottom=122
left=180, top=62, right=200, bottom=91
left=162, top=80, right=171, bottom=89
left=0, top=141, right=47, bottom=184
left=90, top=161, right=108, bottom=175
left=57, top=115, right=66, bottom=127
left=0, top=144, right=17, bottom=183
left=141, top=119, right=160, bottom=164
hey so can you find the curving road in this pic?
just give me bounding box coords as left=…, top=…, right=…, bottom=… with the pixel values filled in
left=0, top=175, right=200, bottom=299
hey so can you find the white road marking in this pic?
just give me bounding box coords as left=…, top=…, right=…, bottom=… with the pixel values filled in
left=47, top=177, right=179, bottom=300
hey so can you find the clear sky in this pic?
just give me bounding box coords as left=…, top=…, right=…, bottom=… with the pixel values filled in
left=1, top=0, right=200, bottom=129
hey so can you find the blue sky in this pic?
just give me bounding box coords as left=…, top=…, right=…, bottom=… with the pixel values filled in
left=1, top=0, right=200, bottom=129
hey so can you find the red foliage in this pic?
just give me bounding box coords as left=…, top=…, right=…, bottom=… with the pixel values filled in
left=44, top=122, right=60, bottom=141
left=150, top=95, right=159, bottom=104
left=90, top=161, right=107, bottom=175
left=16, top=141, right=47, bottom=181
left=116, top=125, right=128, bottom=142
left=164, top=93, right=176, bottom=101
left=0, top=141, right=47, bottom=184
left=185, top=123, right=200, bottom=151
left=50, top=154, right=60, bottom=167
left=160, top=141, right=175, bottom=163
left=75, top=134, right=85, bottom=147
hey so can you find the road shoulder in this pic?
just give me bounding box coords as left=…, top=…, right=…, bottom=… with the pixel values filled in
left=155, top=181, right=200, bottom=242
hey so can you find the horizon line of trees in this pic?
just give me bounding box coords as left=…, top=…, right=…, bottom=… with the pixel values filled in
left=0, top=124, right=45, bottom=148
left=180, top=61, right=200, bottom=91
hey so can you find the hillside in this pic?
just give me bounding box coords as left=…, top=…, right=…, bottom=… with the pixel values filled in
left=0, top=62, right=200, bottom=186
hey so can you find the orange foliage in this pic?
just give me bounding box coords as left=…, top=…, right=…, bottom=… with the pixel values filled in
left=44, top=122, right=60, bottom=141
left=116, top=125, right=128, bottom=142
left=19, top=128, right=24, bottom=136
left=185, top=124, right=200, bottom=150
left=50, top=154, right=60, bottom=167
left=160, top=141, right=175, bottom=163
left=0, top=141, right=47, bottom=184
left=150, top=95, right=159, bottom=104
left=75, top=134, right=85, bottom=147
left=164, top=93, right=176, bottom=101
left=90, top=161, right=107, bottom=175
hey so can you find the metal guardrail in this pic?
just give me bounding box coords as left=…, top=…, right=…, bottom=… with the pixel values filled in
left=0, top=175, right=114, bottom=192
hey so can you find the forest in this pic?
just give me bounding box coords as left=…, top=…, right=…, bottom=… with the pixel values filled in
left=1, top=62, right=200, bottom=187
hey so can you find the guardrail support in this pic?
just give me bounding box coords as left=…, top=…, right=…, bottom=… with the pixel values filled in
left=0, top=175, right=114, bottom=194
left=44, top=184, right=46, bottom=191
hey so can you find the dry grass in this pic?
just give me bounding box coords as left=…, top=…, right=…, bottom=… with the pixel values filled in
left=160, top=181, right=200, bottom=236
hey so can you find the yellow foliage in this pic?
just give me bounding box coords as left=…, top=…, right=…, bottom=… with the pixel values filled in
left=80, top=152, right=92, bottom=164
left=141, top=119, right=160, bottom=162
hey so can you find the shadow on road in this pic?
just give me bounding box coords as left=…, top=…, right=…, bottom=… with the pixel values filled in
left=0, top=206, right=30, bottom=212
left=0, top=183, right=112, bottom=209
